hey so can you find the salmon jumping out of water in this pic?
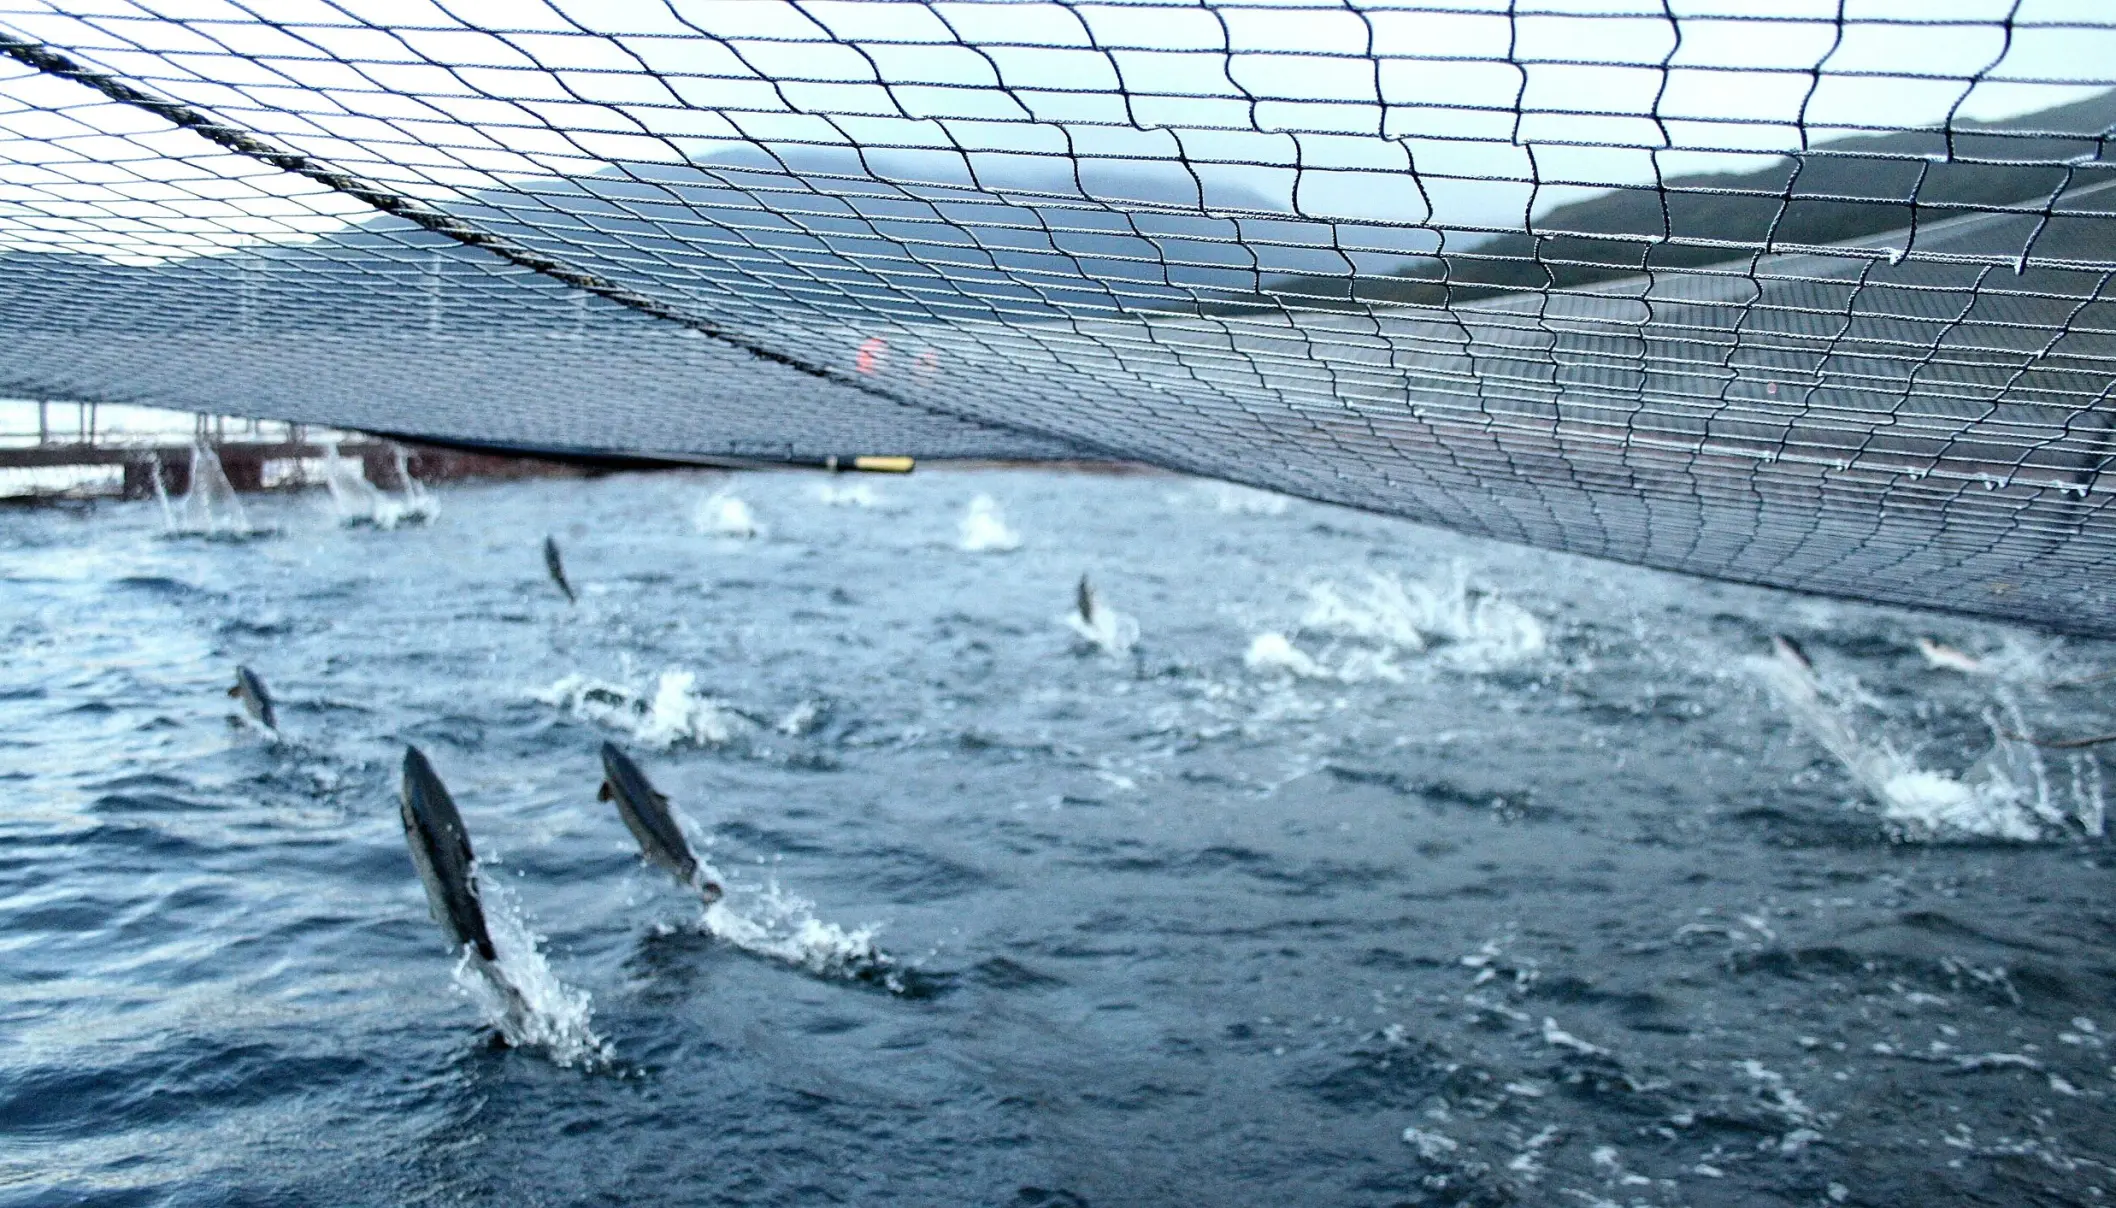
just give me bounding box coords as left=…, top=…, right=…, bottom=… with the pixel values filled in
left=598, top=741, right=723, bottom=903
left=1770, top=634, right=1813, bottom=673
left=229, top=665, right=277, bottom=732
left=399, top=746, right=533, bottom=1029
left=543, top=535, right=576, bottom=604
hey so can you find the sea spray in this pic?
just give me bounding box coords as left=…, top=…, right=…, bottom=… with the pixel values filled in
left=625, top=799, right=902, bottom=988
left=695, top=491, right=761, bottom=538
left=1245, top=565, right=1545, bottom=681
left=1064, top=579, right=1140, bottom=656
left=958, top=494, right=1021, bottom=552
left=321, top=441, right=385, bottom=524
left=165, top=442, right=262, bottom=536
left=1751, top=649, right=2100, bottom=840
left=1301, top=565, right=1545, bottom=670
left=146, top=456, right=176, bottom=530
left=1244, top=633, right=1329, bottom=679
left=775, top=699, right=827, bottom=736
left=393, top=446, right=436, bottom=516
left=2071, top=752, right=2107, bottom=837
left=701, top=883, right=896, bottom=986
left=535, top=669, right=747, bottom=749
left=457, top=878, right=610, bottom=1067
left=369, top=445, right=439, bottom=528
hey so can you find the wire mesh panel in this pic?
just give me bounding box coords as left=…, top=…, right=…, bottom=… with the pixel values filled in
left=1, top=2, right=2112, bottom=631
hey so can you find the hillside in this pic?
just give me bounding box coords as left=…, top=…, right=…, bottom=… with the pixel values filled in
left=1251, top=89, right=2116, bottom=310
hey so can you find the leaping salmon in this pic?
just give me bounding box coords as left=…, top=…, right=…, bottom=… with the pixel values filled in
left=399, top=745, right=532, bottom=1029
left=543, top=535, right=576, bottom=604
left=1770, top=634, right=1813, bottom=673
left=229, top=665, right=277, bottom=733
left=598, top=742, right=722, bottom=903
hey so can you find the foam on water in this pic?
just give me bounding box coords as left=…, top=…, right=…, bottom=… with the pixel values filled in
left=1063, top=595, right=1139, bottom=656
left=699, top=883, right=896, bottom=986
left=637, top=799, right=899, bottom=986
left=14, top=467, right=2116, bottom=1205
left=1301, top=565, right=1546, bottom=671
left=1244, top=632, right=1330, bottom=679
left=535, top=669, right=747, bottom=749
left=454, top=877, right=610, bottom=1067
left=958, top=494, right=1021, bottom=552
left=1752, top=649, right=2104, bottom=840
left=1244, top=565, right=1545, bottom=681
left=694, top=491, right=761, bottom=538
left=775, top=699, right=826, bottom=736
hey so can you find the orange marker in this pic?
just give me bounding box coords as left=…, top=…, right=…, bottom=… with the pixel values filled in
left=855, top=336, right=887, bottom=375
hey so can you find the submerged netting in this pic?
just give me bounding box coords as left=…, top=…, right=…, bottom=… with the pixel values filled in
left=1, top=2, right=2113, bottom=633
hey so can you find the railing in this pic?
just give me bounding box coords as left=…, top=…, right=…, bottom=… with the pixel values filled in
left=0, top=400, right=334, bottom=451
left=0, top=400, right=373, bottom=499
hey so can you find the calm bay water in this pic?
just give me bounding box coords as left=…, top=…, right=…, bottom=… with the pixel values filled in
left=2, top=467, right=2111, bottom=1207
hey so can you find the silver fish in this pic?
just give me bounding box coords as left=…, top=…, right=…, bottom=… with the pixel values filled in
left=399, top=745, right=498, bottom=961
left=398, top=746, right=535, bottom=1034
left=228, top=665, right=277, bottom=731
left=598, top=742, right=721, bottom=903
left=1770, top=634, right=1813, bottom=673
left=543, top=535, right=576, bottom=604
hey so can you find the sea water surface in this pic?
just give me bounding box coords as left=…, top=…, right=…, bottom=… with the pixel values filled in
left=2, top=468, right=2113, bottom=1207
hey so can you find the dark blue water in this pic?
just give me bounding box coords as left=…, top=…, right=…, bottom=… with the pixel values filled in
left=3, top=469, right=2111, bottom=1207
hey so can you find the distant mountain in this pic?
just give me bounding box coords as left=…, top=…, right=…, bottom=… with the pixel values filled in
left=0, top=151, right=1300, bottom=332
left=423, top=150, right=1296, bottom=324
left=13, top=92, right=2107, bottom=329
left=1250, top=88, right=2116, bottom=310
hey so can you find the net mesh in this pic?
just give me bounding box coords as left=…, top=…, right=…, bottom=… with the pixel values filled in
left=1, top=1, right=2113, bottom=633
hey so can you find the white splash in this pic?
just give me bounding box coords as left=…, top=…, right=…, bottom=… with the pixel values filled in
left=535, top=669, right=747, bottom=749
left=622, top=792, right=899, bottom=987
left=1201, top=481, right=1291, bottom=515
left=163, top=442, right=257, bottom=536
left=1301, top=565, right=1545, bottom=670
left=321, top=442, right=437, bottom=529
left=811, top=481, right=884, bottom=508
left=1917, top=637, right=1985, bottom=675
left=1243, top=565, right=1544, bottom=681
left=1065, top=581, right=1139, bottom=655
left=1245, top=632, right=1329, bottom=679
left=321, top=441, right=382, bottom=522
left=377, top=446, right=439, bottom=527
left=1753, top=646, right=2102, bottom=840
left=695, top=491, right=762, bottom=538
left=456, top=878, right=610, bottom=1067
left=958, top=494, right=1021, bottom=552
left=1402, top=1127, right=1459, bottom=1161
left=700, top=881, right=895, bottom=985
left=776, top=699, right=825, bottom=736
left=146, top=456, right=177, bottom=530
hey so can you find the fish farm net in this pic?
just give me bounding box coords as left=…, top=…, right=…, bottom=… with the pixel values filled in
left=1, top=2, right=2113, bottom=633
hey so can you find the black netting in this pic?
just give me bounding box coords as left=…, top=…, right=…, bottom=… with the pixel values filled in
left=1, top=2, right=2113, bottom=631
